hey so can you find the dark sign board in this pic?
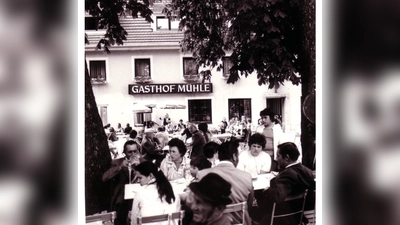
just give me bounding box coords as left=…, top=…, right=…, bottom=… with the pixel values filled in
left=128, top=83, right=213, bottom=94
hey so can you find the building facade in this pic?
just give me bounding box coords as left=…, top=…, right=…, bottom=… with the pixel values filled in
left=85, top=4, right=302, bottom=134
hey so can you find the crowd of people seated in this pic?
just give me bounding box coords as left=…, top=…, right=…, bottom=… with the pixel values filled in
left=99, top=108, right=314, bottom=225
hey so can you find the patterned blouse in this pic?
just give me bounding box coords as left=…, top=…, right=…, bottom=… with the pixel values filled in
left=160, top=155, right=191, bottom=181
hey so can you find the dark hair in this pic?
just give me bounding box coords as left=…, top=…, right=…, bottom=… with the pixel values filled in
left=277, top=142, right=300, bottom=161
left=123, top=140, right=140, bottom=154
left=109, top=127, right=115, bottom=133
left=190, top=156, right=212, bottom=170
left=167, top=138, right=187, bottom=157
left=203, top=142, right=220, bottom=159
left=248, top=133, right=266, bottom=148
left=135, top=161, right=176, bottom=204
left=218, top=140, right=239, bottom=161
left=198, top=122, right=210, bottom=142
left=179, top=119, right=183, bottom=122
left=129, top=130, right=138, bottom=139
left=103, top=123, right=111, bottom=129
left=259, top=107, right=275, bottom=122
left=158, top=126, right=165, bottom=132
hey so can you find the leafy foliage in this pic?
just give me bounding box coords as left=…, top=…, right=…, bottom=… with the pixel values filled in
left=164, top=0, right=315, bottom=88
left=85, top=0, right=154, bottom=53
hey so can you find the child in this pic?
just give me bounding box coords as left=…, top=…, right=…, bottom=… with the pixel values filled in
left=203, top=142, right=220, bottom=167
left=189, top=156, right=212, bottom=181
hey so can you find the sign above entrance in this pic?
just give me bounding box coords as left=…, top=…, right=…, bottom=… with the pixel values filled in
left=128, top=83, right=213, bottom=94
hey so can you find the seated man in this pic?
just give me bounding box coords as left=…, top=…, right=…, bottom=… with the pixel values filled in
left=102, top=140, right=141, bottom=225
left=187, top=173, right=233, bottom=225
left=258, top=142, right=315, bottom=225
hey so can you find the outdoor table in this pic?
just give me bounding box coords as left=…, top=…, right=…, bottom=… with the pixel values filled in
left=124, top=178, right=189, bottom=200
left=252, top=173, right=277, bottom=190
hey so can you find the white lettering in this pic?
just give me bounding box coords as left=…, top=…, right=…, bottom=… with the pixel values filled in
left=178, top=85, right=185, bottom=92
left=162, top=85, right=170, bottom=92
left=132, top=86, right=138, bottom=93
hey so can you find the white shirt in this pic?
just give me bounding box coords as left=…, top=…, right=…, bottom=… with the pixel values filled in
left=131, top=183, right=181, bottom=225
left=237, top=151, right=271, bottom=176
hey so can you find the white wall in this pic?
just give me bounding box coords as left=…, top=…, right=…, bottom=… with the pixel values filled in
left=86, top=49, right=302, bottom=133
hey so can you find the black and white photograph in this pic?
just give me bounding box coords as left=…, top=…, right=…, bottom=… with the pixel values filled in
left=85, top=0, right=316, bottom=224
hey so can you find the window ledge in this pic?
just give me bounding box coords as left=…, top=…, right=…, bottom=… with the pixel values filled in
left=91, top=79, right=107, bottom=84
left=183, top=75, right=200, bottom=82
left=134, top=77, right=152, bottom=83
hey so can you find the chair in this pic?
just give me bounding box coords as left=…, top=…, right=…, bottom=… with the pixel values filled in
left=86, top=211, right=116, bottom=224
left=270, top=189, right=308, bottom=225
left=136, top=210, right=184, bottom=225
left=223, top=201, right=247, bottom=225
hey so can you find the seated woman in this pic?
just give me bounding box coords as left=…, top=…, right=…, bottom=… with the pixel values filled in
left=160, top=138, right=191, bottom=181
left=237, top=133, right=271, bottom=177
left=131, top=161, right=181, bottom=225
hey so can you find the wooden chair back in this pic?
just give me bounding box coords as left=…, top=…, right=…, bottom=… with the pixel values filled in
left=137, top=210, right=184, bottom=225
left=223, top=201, right=247, bottom=225
left=270, top=189, right=308, bottom=225
left=86, top=211, right=116, bottom=224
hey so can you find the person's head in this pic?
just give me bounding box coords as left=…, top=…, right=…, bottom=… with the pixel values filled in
left=198, top=122, right=209, bottom=134
left=129, top=129, right=138, bottom=139
left=248, top=133, right=266, bottom=157
left=260, top=107, right=275, bottom=126
left=203, top=142, right=220, bottom=159
left=276, top=142, right=300, bottom=168
left=189, top=156, right=212, bottom=177
left=222, top=117, right=226, bottom=122
left=188, top=123, right=197, bottom=134
left=218, top=140, right=239, bottom=167
left=179, top=119, right=183, bottom=124
left=103, top=123, right=110, bottom=129
left=188, top=173, right=232, bottom=223
left=158, top=126, right=165, bottom=132
left=134, top=161, right=176, bottom=203
left=123, top=140, right=140, bottom=159
left=144, top=127, right=155, bottom=138
left=165, top=113, right=169, bottom=118
left=109, top=127, right=115, bottom=133
left=126, top=123, right=130, bottom=127
left=168, top=138, right=187, bottom=160
left=118, top=123, right=122, bottom=128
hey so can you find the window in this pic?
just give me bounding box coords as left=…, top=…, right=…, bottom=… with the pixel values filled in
left=222, top=57, right=233, bottom=78
left=188, top=99, right=212, bottom=123
left=85, top=17, right=98, bottom=30
left=266, top=97, right=285, bottom=120
left=134, top=112, right=152, bottom=125
left=134, top=59, right=151, bottom=79
left=156, top=16, right=179, bottom=30
left=89, top=60, right=107, bottom=83
left=99, top=106, right=108, bottom=125
left=228, top=99, right=252, bottom=120
left=183, top=58, right=199, bottom=76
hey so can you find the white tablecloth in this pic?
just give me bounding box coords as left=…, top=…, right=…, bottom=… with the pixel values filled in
left=252, top=173, right=276, bottom=190
left=125, top=178, right=190, bottom=200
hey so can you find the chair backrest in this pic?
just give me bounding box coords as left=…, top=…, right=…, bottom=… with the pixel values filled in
left=223, top=201, right=247, bottom=225
left=270, top=189, right=308, bottom=225
left=137, top=210, right=184, bottom=225
left=86, top=211, right=116, bottom=224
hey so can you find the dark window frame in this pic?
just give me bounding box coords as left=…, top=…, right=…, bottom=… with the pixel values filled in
left=222, top=57, right=233, bottom=77
left=89, top=60, right=107, bottom=82
left=188, top=99, right=212, bottom=124
left=134, top=58, right=151, bottom=78
left=228, top=99, right=252, bottom=120
left=183, top=57, right=199, bottom=76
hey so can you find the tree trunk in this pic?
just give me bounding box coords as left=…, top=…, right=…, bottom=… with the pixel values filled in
left=299, top=0, right=316, bottom=170
left=85, top=59, right=113, bottom=215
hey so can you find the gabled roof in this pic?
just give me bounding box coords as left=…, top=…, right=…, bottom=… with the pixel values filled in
left=85, top=3, right=183, bottom=50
